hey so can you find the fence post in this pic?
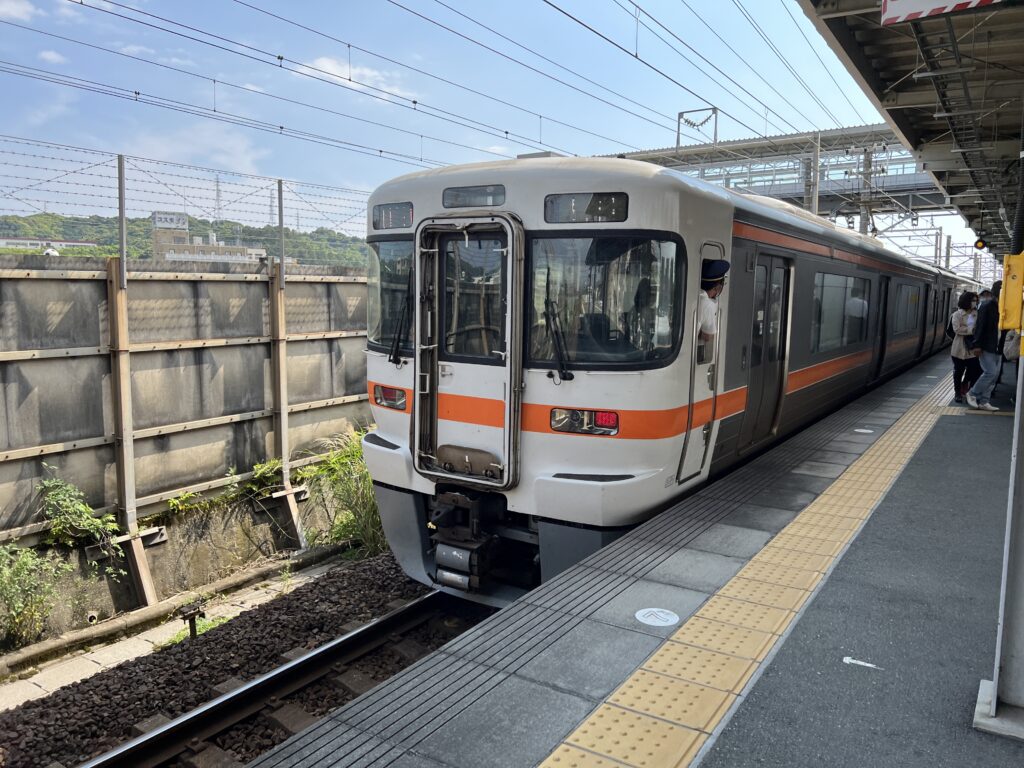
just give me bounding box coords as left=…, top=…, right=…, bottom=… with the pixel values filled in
left=109, top=155, right=158, bottom=606
left=270, top=179, right=307, bottom=549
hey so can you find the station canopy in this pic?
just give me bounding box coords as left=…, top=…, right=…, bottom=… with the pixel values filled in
left=800, top=0, right=1024, bottom=255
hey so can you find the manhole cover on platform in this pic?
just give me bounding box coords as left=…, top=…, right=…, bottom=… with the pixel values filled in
left=635, top=608, right=680, bottom=627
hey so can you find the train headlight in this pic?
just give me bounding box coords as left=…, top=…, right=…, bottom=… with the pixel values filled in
left=550, top=408, right=619, bottom=436
left=374, top=385, right=407, bottom=411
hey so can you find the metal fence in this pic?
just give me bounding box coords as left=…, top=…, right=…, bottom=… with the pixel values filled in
left=0, top=136, right=372, bottom=606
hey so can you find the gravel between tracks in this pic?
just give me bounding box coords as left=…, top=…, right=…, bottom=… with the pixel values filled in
left=0, top=554, right=429, bottom=768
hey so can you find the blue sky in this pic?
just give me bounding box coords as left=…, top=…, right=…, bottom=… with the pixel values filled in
left=0, top=0, right=880, bottom=193
left=0, top=0, right=986, bottom=265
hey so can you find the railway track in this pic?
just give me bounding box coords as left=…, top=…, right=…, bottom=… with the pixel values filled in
left=78, top=591, right=453, bottom=768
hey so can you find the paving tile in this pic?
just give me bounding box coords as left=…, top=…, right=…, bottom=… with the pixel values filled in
left=387, top=753, right=450, bottom=768
left=718, top=504, right=798, bottom=534
left=591, top=579, right=709, bottom=638
left=822, top=439, right=870, bottom=455
left=688, top=524, right=772, bottom=559
left=769, top=473, right=835, bottom=494
left=610, top=668, right=735, bottom=732
left=415, top=676, right=595, bottom=768
left=84, top=637, right=154, bottom=667
left=32, top=656, right=102, bottom=691
left=807, top=449, right=861, bottom=466
left=671, top=617, right=776, bottom=661
left=0, top=679, right=47, bottom=711
left=517, top=619, right=661, bottom=700
left=135, top=621, right=181, bottom=646
left=791, top=460, right=847, bottom=479
left=539, top=744, right=631, bottom=767
left=746, top=487, right=818, bottom=512
left=643, top=640, right=758, bottom=693
left=565, top=704, right=705, bottom=768
left=645, top=549, right=746, bottom=593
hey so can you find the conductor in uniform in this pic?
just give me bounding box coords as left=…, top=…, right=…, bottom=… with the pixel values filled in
left=698, top=259, right=730, bottom=342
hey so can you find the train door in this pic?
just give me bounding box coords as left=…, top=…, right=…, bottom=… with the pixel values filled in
left=412, top=215, right=524, bottom=490
left=917, top=284, right=931, bottom=356
left=738, top=254, right=791, bottom=451
left=873, top=276, right=890, bottom=379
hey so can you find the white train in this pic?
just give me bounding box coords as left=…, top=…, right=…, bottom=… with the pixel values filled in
left=362, top=157, right=960, bottom=605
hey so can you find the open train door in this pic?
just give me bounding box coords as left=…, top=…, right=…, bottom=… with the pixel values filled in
left=412, top=214, right=524, bottom=491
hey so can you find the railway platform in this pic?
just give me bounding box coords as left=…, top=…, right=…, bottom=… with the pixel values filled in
left=250, top=356, right=1024, bottom=768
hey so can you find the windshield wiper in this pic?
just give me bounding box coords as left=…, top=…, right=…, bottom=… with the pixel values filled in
left=388, top=268, right=414, bottom=366
left=543, top=266, right=574, bottom=382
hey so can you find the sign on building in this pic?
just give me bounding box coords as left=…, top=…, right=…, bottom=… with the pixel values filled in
left=151, top=211, right=189, bottom=230
left=882, top=0, right=1003, bottom=25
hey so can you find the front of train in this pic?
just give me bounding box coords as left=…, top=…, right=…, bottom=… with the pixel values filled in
left=363, top=157, right=733, bottom=605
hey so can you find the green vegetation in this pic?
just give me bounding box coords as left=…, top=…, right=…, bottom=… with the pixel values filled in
left=0, top=212, right=368, bottom=268
left=0, top=543, right=73, bottom=652
left=157, top=615, right=231, bottom=648
left=37, top=465, right=125, bottom=580
left=296, top=432, right=385, bottom=555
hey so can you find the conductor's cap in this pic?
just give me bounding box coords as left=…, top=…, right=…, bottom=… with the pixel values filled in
left=701, top=259, right=730, bottom=283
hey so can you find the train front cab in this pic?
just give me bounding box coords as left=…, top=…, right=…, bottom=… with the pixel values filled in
left=363, top=166, right=738, bottom=606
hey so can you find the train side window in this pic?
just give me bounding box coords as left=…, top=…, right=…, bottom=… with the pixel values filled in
left=811, top=273, right=870, bottom=352
left=893, top=284, right=921, bottom=334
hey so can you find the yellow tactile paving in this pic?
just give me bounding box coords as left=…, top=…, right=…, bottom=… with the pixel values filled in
left=764, top=533, right=846, bottom=557
left=541, top=374, right=956, bottom=768
left=736, top=560, right=823, bottom=591
left=671, top=616, right=776, bottom=661
left=718, top=577, right=809, bottom=612
left=538, top=745, right=631, bottom=768
left=564, top=704, right=706, bottom=768
left=752, top=546, right=833, bottom=573
left=609, top=669, right=736, bottom=732
left=642, top=640, right=758, bottom=692
left=694, top=595, right=794, bottom=635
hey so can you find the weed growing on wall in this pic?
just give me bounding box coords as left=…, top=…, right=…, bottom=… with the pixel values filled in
left=0, top=543, right=73, bottom=651
left=37, top=465, right=125, bottom=580
left=296, top=432, right=385, bottom=556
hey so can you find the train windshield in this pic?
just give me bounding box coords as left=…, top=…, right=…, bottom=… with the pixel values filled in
left=528, top=236, right=681, bottom=367
left=367, top=239, right=415, bottom=352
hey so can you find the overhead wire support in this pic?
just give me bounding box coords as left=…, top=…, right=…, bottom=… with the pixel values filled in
left=537, top=0, right=780, bottom=147
left=614, top=0, right=802, bottom=135
left=675, top=0, right=820, bottom=130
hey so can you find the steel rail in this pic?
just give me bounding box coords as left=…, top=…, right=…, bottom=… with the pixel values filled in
left=77, top=590, right=447, bottom=768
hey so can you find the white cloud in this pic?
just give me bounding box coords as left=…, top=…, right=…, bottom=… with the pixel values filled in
left=305, top=57, right=416, bottom=100
left=159, top=56, right=195, bottom=68
left=24, top=88, right=76, bottom=127
left=240, top=83, right=266, bottom=93
left=0, top=0, right=41, bottom=21
left=122, top=123, right=270, bottom=175
left=119, top=44, right=155, bottom=56
left=37, top=49, right=66, bottom=65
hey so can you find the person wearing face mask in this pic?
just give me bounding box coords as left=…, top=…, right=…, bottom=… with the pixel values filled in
left=966, top=281, right=1002, bottom=411
left=950, top=291, right=981, bottom=403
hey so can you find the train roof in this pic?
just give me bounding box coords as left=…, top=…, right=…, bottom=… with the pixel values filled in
left=372, top=157, right=952, bottom=281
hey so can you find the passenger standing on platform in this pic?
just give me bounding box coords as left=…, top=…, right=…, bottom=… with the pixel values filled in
left=966, top=281, right=1002, bottom=411
left=950, top=291, right=980, bottom=404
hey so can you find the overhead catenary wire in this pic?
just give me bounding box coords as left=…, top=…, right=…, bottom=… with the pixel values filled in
left=0, top=20, right=520, bottom=163
left=537, top=0, right=781, bottom=146
left=229, top=0, right=643, bottom=151
left=0, top=60, right=444, bottom=169
left=675, top=0, right=821, bottom=131
left=776, top=0, right=870, bottom=125
left=69, top=0, right=580, bottom=158
left=613, top=0, right=803, bottom=135
left=727, top=0, right=845, bottom=129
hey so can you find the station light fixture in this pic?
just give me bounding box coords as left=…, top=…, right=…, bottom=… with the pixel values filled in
left=975, top=237, right=988, bottom=250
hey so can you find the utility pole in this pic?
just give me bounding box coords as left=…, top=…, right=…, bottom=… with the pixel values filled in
left=859, top=148, right=872, bottom=235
